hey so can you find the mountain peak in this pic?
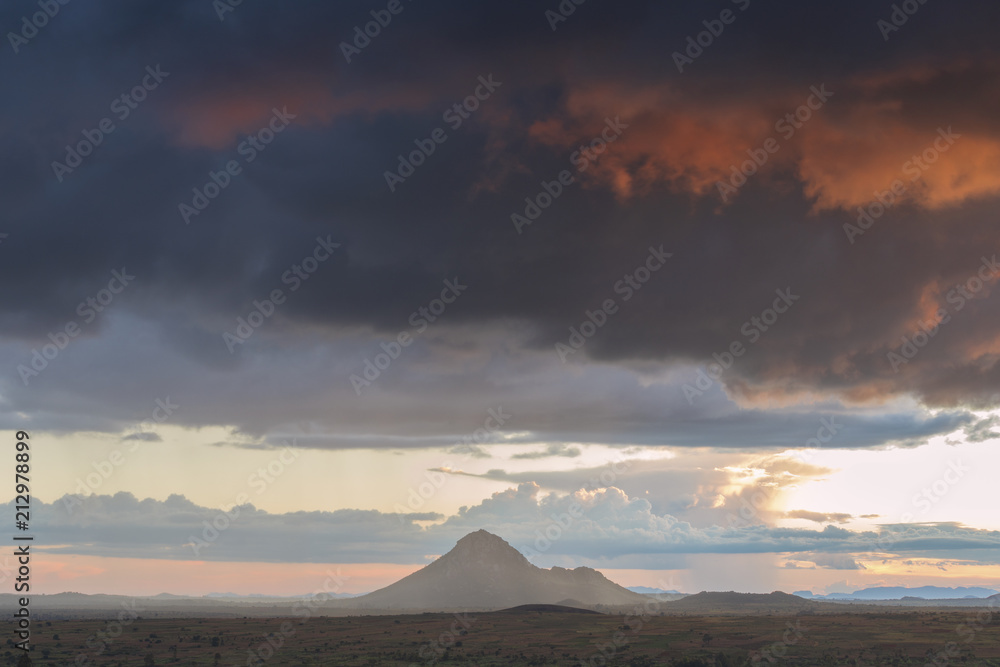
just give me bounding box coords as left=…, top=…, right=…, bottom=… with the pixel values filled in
left=445, top=530, right=529, bottom=565
left=456, top=529, right=508, bottom=545
left=348, top=530, right=648, bottom=610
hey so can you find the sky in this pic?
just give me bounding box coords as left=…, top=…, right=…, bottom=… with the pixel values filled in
left=1, top=0, right=999, bottom=597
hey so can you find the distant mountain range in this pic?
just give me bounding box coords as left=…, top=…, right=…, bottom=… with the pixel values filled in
left=343, top=530, right=648, bottom=610
left=204, top=592, right=360, bottom=599
left=627, top=586, right=685, bottom=595
left=4, top=531, right=999, bottom=618
left=794, top=586, right=999, bottom=600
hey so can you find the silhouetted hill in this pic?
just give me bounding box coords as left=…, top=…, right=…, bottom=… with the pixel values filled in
left=670, top=591, right=817, bottom=613
left=345, top=530, right=648, bottom=610
left=498, top=604, right=600, bottom=614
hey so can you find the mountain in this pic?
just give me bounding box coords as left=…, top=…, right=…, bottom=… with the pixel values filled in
left=797, top=586, right=999, bottom=600
left=628, top=586, right=685, bottom=595
left=346, top=530, right=648, bottom=610
left=629, top=586, right=688, bottom=602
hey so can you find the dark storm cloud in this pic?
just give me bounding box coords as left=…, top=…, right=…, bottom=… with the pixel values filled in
left=2, top=0, right=1000, bottom=441
left=0, top=316, right=973, bottom=452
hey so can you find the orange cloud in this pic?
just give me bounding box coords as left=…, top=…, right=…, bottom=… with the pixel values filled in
left=799, top=118, right=1000, bottom=212
left=159, top=61, right=1000, bottom=212
left=521, top=62, right=1000, bottom=210
left=159, top=76, right=440, bottom=149
left=526, top=83, right=780, bottom=199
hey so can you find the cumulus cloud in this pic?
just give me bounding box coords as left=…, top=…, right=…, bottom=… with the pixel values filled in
left=785, top=510, right=855, bottom=524
left=964, top=415, right=1000, bottom=442
left=23, top=486, right=1000, bottom=566
left=805, top=553, right=867, bottom=570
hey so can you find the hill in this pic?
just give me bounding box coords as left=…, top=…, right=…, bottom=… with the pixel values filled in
left=345, top=530, right=648, bottom=610
left=498, top=604, right=601, bottom=614
left=669, top=591, right=818, bottom=614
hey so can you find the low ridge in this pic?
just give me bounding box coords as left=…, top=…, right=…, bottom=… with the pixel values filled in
left=670, top=591, right=818, bottom=613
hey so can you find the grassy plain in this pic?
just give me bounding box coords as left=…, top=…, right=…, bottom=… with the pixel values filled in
left=10, top=607, right=1000, bottom=666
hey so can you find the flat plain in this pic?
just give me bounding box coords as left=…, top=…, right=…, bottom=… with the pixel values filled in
left=11, top=607, right=1000, bottom=666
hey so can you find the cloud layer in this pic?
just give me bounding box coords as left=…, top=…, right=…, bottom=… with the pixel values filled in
left=29, top=485, right=1000, bottom=568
